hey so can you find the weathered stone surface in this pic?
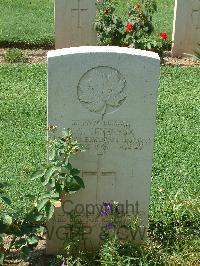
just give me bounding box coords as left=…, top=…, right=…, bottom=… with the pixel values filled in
left=172, top=0, right=200, bottom=56
left=47, top=46, right=160, bottom=254
left=55, top=0, right=97, bottom=49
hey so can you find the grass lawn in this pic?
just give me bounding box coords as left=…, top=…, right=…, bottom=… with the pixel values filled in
left=0, top=64, right=47, bottom=214
left=0, top=0, right=174, bottom=48
left=0, top=64, right=199, bottom=264
left=153, top=0, right=174, bottom=38
left=0, top=0, right=54, bottom=48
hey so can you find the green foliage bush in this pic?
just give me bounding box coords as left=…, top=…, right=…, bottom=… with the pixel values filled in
left=94, top=0, right=171, bottom=55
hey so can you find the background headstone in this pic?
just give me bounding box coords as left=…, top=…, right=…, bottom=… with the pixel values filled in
left=47, top=46, right=160, bottom=254
left=172, top=0, right=200, bottom=56
left=55, top=0, right=97, bottom=49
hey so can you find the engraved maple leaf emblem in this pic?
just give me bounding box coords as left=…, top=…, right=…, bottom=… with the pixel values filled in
left=78, top=66, right=127, bottom=117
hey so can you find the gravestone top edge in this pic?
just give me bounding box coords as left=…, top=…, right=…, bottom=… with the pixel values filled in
left=47, top=46, right=160, bottom=61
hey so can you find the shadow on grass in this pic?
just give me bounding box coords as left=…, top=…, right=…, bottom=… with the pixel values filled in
left=0, top=41, right=54, bottom=50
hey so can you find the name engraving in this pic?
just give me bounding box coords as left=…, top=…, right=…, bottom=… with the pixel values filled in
left=72, top=120, right=152, bottom=152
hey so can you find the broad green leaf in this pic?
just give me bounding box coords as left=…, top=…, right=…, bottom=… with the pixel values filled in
left=55, top=182, right=63, bottom=193
left=25, top=208, right=39, bottom=221
left=73, top=176, right=85, bottom=188
left=0, top=195, right=11, bottom=205
left=70, top=168, right=81, bottom=175
left=31, top=168, right=46, bottom=181
left=64, top=163, right=72, bottom=170
left=21, top=246, right=32, bottom=261
left=19, top=224, right=35, bottom=235
left=49, top=178, right=55, bottom=188
left=37, top=198, right=49, bottom=212
left=44, top=166, right=58, bottom=184
left=45, top=201, right=54, bottom=220
left=27, top=236, right=39, bottom=246
left=0, top=252, right=5, bottom=265
left=42, top=174, right=51, bottom=186
left=34, top=214, right=44, bottom=222
left=67, top=183, right=81, bottom=193
left=15, top=238, right=27, bottom=248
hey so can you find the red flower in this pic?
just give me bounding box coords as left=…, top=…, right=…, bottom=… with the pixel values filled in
left=160, top=32, right=168, bottom=40
left=125, top=23, right=134, bottom=33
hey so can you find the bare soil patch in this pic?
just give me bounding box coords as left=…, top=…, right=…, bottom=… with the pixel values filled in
left=3, top=237, right=52, bottom=266
left=0, top=49, right=48, bottom=64
left=162, top=52, right=200, bottom=67
left=0, top=49, right=200, bottom=66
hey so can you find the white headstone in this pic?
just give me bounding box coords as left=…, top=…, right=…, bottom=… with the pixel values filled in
left=55, top=0, right=97, bottom=49
left=47, top=46, right=160, bottom=254
left=172, top=0, right=200, bottom=56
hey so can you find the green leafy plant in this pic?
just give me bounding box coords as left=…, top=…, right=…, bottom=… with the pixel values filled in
left=0, top=129, right=86, bottom=264
left=57, top=211, right=87, bottom=266
left=0, top=183, right=45, bottom=264
left=99, top=201, right=143, bottom=242
left=94, top=0, right=171, bottom=55
left=62, top=210, right=85, bottom=253
left=94, top=0, right=124, bottom=46
left=94, top=0, right=156, bottom=46
left=32, top=128, right=86, bottom=220
left=141, top=0, right=157, bottom=15
left=4, top=48, right=28, bottom=63
left=122, top=2, right=155, bottom=47
left=0, top=182, right=42, bottom=264
left=136, top=33, right=171, bottom=56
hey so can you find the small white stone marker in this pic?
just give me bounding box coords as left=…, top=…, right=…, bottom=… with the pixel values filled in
left=172, top=0, right=200, bottom=56
left=47, top=46, right=160, bottom=254
left=55, top=0, right=97, bottom=49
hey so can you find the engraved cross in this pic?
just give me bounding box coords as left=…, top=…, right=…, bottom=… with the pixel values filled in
left=82, top=154, right=116, bottom=200
left=71, top=0, right=88, bottom=28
